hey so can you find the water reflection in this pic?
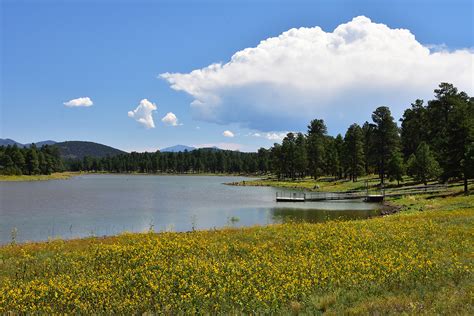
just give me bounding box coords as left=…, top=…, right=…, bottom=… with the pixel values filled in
left=271, top=207, right=380, bottom=224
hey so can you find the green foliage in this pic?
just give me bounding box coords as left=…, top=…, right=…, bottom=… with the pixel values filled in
left=0, top=144, right=62, bottom=176
left=64, top=148, right=267, bottom=175
left=371, top=106, right=400, bottom=184
left=387, top=150, right=404, bottom=185
left=343, top=123, right=365, bottom=182
left=400, top=83, right=474, bottom=192
left=400, top=99, right=427, bottom=159
left=306, top=119, right=327, bottom=179
left=407, top=142, right=441, bottom=185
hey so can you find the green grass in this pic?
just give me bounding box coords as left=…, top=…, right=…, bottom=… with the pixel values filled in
left=230, top=175, right=471, bottom=193
left=228, top=176, right=373, bottom=191
left=0, top=172, right=79, bottom=182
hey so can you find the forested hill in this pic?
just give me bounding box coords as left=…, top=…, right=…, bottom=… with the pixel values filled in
left=55, top=141, right=127, bottom=159
left=0, top=139, right=56, bottom=148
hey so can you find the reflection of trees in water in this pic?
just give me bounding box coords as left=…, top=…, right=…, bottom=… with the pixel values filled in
left=270, top=208, right=378, bottom=224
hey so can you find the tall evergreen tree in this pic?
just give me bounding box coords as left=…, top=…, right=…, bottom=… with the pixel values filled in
left=444, top=94, right=473, bottom=193
left=387, top=150, right=404, bottom=185
left=306, top=119, right=327, bottom=179
left=343, top=124, right=365, bottom=182
left=407, top=142, right=440, bottom=185
left=361, top=121, right=375, bottom=174
left=25, top=146, right=40, bottom=175
left=371, top=106, right=400, bottom=184
left=400, top=99, right=427, bottom=159
left=294, top=133, right=308, bottom=178
left=333, top=134, right=344, bottom=179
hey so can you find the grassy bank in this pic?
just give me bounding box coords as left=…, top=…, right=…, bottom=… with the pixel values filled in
left=228, top=175, right=471, bottom=193
left=227, top=175, right=386, bottom=192
left=0, top=172, right=79, bottom=182
left=0, top=192, right=472, bottom=313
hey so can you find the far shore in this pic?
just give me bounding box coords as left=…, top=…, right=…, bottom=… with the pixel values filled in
left=0, top=171, right=263, bottom=182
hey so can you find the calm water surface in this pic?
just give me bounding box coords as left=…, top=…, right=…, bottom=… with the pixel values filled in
left=0, top=175, right=380, bottom=243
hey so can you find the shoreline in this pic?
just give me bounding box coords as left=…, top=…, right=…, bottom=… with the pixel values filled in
left=0, top=172, right=80, bottom=182
left=0, top=172, right=263, bottom=182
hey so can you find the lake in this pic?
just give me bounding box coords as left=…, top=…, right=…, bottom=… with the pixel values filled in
left=0, top=175, right=380, bottom=243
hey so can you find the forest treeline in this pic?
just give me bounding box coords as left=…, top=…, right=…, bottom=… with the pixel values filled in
left=269, top=83, right=473, bottom=192
left=0, top=144, right=63, bottom=175
left=1, top=83, right=472, bottom=191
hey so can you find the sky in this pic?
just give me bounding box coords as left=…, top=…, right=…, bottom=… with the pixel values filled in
left=1, top=0, right=473, bottom=152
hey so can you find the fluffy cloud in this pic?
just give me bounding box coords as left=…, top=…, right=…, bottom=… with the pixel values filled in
left=63, top=97, right=93, bottom=107
left=161, top=16, right=473, bottom=132
left=222, top=130, right=235, bottom=137
left=264, top=132, right=287, bottom=141
left=161, top=112, right=180, bottom=126
left=250, top=132, right=288, bottom=141
left=128, top=99, right=157, bottom=128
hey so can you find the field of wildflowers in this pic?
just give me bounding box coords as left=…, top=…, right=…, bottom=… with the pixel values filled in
left=0, top=196, right=472, bottom=314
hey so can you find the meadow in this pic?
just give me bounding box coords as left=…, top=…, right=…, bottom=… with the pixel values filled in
left=0, top=190, right=472, bottom=314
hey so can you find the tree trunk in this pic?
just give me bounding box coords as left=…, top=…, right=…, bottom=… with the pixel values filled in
left=464, top=176, right=469, bottom=195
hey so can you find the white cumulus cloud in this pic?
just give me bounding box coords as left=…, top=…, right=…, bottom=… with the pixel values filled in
left=128, top=99, right=157, bottom=129
left=264, top=132, right=288, bottom=141
left=63, top=97, right=93, bottom=107
left=161, top=16, right=473, bottom=132
left=250, top=131, right=288, bottom=141
left=223, top=130, right=235, bottom=138
left=161, top=112, right=180, bottom=126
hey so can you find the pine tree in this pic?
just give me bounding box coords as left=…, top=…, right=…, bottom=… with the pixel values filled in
left=445, top=94, right=474, bottom=193
left=344, top=124, right=365, bottom=182
left=371, top=106, right=400, bottom=184
left=306, top=119, right=327, bottom=179
left=361, top=121, right=375, bottom=174
left=407, top=142, right=440, bottom=185
left=25, top=146, right=40, bottom=175
left=387, top=150, right=404, bottom=186
left=294, top=133, right=307, bottom=178
left=400, top=99, right=427, bottom=159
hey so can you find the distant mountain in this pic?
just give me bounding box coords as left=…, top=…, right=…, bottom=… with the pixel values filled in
left=0, top=138, right=57, bottom=148
left=55, top=141, right=126, bottom=159
left=32, top=140, right=57, bottom=147
left=0, top=138, right=22, bottom=147
left=160, top=145, right=196, bottom=152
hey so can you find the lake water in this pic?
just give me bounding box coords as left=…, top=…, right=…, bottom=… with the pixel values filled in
left=0, top=175, right=380, bottom=243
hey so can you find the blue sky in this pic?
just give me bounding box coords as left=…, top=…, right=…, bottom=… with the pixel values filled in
left=1, top=0, right=472, bottom=152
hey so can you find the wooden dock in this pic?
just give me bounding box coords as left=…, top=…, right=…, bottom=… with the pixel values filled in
left=276, top=192, right=306, bottom=202
left=275, top=184, right=448, bottom=203
left=276, top=191, right=371, bottom=202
